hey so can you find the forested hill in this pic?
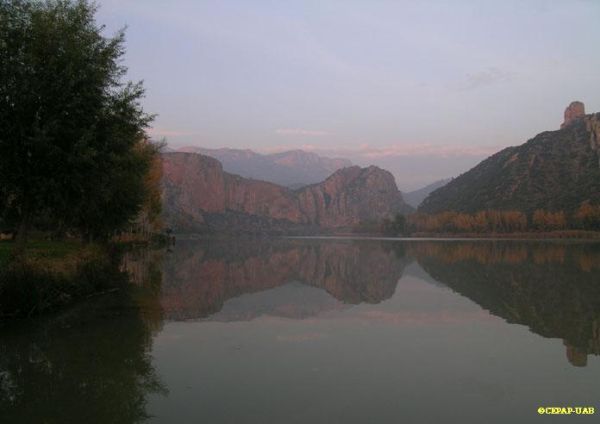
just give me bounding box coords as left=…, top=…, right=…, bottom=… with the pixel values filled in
left=419, top=110, right=600, bottom=215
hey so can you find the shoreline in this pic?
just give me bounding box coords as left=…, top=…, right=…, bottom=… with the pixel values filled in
left=169, top=230, right=600, bottom=241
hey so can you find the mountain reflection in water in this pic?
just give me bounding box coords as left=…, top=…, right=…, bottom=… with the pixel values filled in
left=158, top=240, right=408, bottom=320
left=155, top=238, right=600, bottom=367
left=411, top=241, right=600, bottom=367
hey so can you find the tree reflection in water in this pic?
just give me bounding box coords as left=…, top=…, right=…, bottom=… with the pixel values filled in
left=409, top=241, right=600, bottom=367
left=0, top=251, right=167, bottom=424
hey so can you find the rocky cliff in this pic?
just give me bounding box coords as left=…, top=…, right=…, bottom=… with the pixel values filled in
left=162, top=152, right=412, bottom=233
left=297, top=165, right=411, bottom=227
left=419, top=104, right=600, bottom=214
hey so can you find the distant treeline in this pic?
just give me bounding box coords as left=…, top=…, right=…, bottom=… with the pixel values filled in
left=376, top=201, right=600, bottom=235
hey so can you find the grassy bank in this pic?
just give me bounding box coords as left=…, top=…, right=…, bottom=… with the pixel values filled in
left=0, top=240, right=128, bottom=320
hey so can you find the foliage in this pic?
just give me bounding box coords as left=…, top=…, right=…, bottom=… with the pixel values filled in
left=115, top=150, right=165, bottom=241
left=532, top=210, right=566, bottom=231
left=0, top=0, right=157, bottom=241
left=574, top=201, right=600, bottom=231
left=380, top=213, right=407, bottom=236
left=408, top=210, right=527, bottom=233
left=0, top=242, right=11, bottom=266
left=405, top=204, right=600, bottom=235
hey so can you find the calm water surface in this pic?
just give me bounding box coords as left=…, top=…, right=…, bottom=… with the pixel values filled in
left=1, top=238, right=600, bottom=423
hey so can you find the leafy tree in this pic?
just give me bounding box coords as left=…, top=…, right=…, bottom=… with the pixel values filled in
left=0, top=0, right=156, bottom=241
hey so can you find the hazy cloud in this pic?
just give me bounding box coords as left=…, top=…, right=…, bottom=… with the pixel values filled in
left=460, top=67, right=515, bottom=90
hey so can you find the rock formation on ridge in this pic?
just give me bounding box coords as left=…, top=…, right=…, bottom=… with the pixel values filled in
left=561, top=101, right=586, bottom=129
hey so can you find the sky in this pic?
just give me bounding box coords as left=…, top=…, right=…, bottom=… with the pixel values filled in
left=97, top=0, right=600, bottom=190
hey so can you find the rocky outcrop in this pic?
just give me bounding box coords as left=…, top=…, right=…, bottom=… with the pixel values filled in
left=297, top=166, right=411, bottom=227
left=561, top=101, right=585, bottom=129
left=162, top=152, right=412, bottom=233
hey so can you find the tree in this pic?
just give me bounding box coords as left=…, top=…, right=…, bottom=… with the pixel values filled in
left=533, top=210, right=566, bottom=231
left=574, top=201, right=600, bottom=231
left=391, top=213, right=407, bottom=235
left=0, top=0, right=156, bottom=241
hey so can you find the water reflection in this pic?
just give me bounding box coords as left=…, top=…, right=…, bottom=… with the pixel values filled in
left=410, top=241, right=600, bottom=367
left=161, top=239, right=600, bottom=367
left=0, top=269, right=167, bottom=423
left=2, top=238, right=600, bottom=423
left=160, top=239, right=409, bottom=320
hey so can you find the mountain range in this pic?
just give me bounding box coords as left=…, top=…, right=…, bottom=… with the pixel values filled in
left=175, top=147, right=352, bottom=188
left=420, top=102, right=600, bottom=214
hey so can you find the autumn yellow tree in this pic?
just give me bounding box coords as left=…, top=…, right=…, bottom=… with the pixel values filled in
left=574, top=201, right=600, bottom=230
left=533, top=210, right=566, bottom=231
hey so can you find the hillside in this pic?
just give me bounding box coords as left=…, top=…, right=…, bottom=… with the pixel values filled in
left=162, top=152, right=412, bottom=233
left=420, top=104, right=600, bottom=214
left=176, top=147, right=352, bottom=188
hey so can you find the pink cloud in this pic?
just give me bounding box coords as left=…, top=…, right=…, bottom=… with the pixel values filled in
left=269, top=143, right=503, bottom=159
left=275, top=128, right=330, bottom=136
